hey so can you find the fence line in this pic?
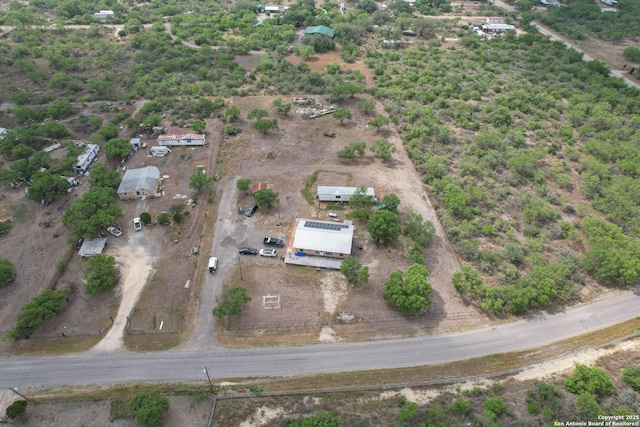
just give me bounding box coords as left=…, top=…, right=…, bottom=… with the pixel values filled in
left=226, top=311, right=478, bottom=331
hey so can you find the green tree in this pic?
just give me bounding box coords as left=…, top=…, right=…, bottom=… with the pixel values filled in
left=525, top=381, right=563, bottom=421
left=356, top=0, right=378, bottom=13
left=189, top=171, right=213, bottom=193
left=99, top=122, right=119, bottom=141
left=254, top=188, right=279, bottom=208
left=0, top=258, right=15, bottom=286
left=62, top=186, right=123, bottom=238
left=623, top=47, right=640, bottom=62
left=191, top=120, right=206, bottom=134
left=403, top=213, right=436, bottom=249
left=449, top=396, right=471, bottom=416
left=212, top=286, right=252, bottom=328
left=369, top=114, right=389, bottom=132
left=565, top=364, right=615, bottom=397
left=247, top=108, right=269, bottom=121
left=382, top=264, right=433, bottom=314
left=5, top=400, right=27, bottom=419
left=26, top=171, right=69, bottom=203
left=11, top=143, right=34, bottom=160
left=575, top=392, right=601, bottom=421
left=84, top=255, right=117, bottom=295
left=349, top=186, right=374, bottom=209
left=333, top=108, right=352, bottom=124
left=11, top=289, right=71, bottom=338
left=225, top=105, right=240, bottom=122
left=339, top=256, right=370, bottom=285
left=483, top=397, right=507, bottom=419
left=380, top=194, right=400, bottom=212
left=126, top=392, right=170, bottom=427
left=370, top=139, right=395, bottom=160
left=621, top=366, right=640, bottom=391
left=272, top=98, right=292, bottom=116
left=236, top=178, right=251, bottom=193
left=337, top=141, right=366, bottom=160
left=88, top=163, right=120, bottom=189
left=104, top=138, right=132, bottom=160
left=368, top=209, right=401, bottom=244
left=301, top=410, right=341, bottom=427
left=254, top=118, right=279, bottom=134
left=48, top=99, right=73, bottom=119
left=356, top=98, right=375, bottom=114
left=40, top=120, right=69, bottom=138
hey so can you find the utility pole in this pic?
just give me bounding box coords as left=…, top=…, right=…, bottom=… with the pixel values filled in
left=203, top=367, right=213, bottom=389
left=237, top=255, right=243, bottom=280
left=8, top=387, right=34, bottom=404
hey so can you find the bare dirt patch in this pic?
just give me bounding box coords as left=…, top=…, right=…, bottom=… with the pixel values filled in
left=207, top=94, right=488, bottom=347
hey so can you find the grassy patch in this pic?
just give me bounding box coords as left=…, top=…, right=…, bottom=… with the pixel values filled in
left=11, top=202, right=32, bottom=223
left=301, top=170, right=320, bottom=205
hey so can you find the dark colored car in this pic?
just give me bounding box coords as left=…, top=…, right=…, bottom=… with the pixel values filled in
left=245, top=204, right=258, bottom=217
left=239, top=247, right=258, bottom=255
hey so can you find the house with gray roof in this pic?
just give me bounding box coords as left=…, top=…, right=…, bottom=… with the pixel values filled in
left=116, top=166, right=161, bottom=200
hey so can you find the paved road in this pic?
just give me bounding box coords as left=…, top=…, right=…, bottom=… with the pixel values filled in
left=1, top=289, right=638, bottom=388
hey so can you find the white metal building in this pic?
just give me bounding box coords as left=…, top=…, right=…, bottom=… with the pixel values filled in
left=94, top=10, right=114, bottom=19
left=292, top=218, right=354, bottom=258
left=157, top=134, right=206, bottom=146
left=316, top=186, right=375, bottom=202
left=482, top=23, right=516, bottom=34
left=0, top=128, right=7, bottom=140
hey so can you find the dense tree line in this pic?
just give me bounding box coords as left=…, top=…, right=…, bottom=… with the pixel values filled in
left=361, top=31, right=640, bottom=315
left=540, top=0, right=640, bottom=41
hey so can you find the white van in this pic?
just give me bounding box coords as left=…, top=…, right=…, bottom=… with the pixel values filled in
left=208, top=257, right=218, bottom=273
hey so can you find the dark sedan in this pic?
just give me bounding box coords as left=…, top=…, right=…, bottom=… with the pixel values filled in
left=239, top=247, right=258, bottom=255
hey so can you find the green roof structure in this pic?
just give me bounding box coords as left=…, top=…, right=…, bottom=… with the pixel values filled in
left=303, top=25, right=335, bottom=38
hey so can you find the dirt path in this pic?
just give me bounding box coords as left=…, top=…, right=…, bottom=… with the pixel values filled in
left=89, top=225, right=158, bottom=353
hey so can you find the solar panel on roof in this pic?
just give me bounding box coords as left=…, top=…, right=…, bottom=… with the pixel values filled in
left=303, top=221, right=346, bottom=231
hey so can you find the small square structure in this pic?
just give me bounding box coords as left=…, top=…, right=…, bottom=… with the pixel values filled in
left=79, top=238, right=107, bottom=258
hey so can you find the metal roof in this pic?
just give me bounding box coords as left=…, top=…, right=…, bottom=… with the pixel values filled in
left=304, top=26, right=335, bottom=38
left=117, top=166, right=160, bottom=194
left=78, top=238, right=107, bottom=257
left=157, top=134, right=205, bottom=141
left=292, top=218, right=354, bottom=254
left=316, top=186, right=375, bottom=196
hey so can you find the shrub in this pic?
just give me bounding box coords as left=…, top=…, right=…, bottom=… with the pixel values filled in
left=5, top=400, right=27, bottom=419
left=157, top=213, right=169, bottom=225
left=140, top=212, right=152, bottom=225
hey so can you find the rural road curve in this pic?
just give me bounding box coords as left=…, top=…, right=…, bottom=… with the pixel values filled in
left=492, top=0, right=640, bottom=90
left=1, top=288, right=639, bottom=388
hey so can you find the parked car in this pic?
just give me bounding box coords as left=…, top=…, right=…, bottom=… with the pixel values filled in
left=107, top=226, right=123, bottom=237
left=133, top=217, right=142, bottom=231
left=259, top=248, right=278, bottom=257
left=239, top=247, right=258, bottom=255
left=245, top=204, right=258, bottom=217
left=323, top=131, right=336, bottom=137
left=263, top=237, right=284, bottom=247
